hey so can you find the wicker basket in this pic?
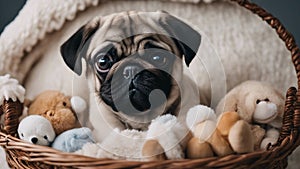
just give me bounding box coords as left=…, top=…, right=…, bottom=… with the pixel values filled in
left=1, top=0, right=300, bottom=168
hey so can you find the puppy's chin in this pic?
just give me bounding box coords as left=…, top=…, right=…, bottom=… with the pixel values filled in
left=100, top=69, right=172, bottom=118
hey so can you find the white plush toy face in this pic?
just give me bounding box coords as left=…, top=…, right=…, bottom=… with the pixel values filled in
left=18, top=115, right=56, bottom=146
left=253, top=100, right=278, bottom=124
left=241, top=81, right=284, bottom=124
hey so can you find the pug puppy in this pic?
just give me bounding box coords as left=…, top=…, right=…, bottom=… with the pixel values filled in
left=60, top=11, right=202, bottom=141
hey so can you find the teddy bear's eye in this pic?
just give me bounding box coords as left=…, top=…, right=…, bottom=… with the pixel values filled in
left=63, top=102, right=67, bottom=107
left=21, top=133, right=24, bottom=137
left=44, top=135, right=48, bottom=140
left=256, top=99, right=261, bottom=104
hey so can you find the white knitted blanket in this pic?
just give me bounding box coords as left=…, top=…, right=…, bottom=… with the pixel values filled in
left=0, top=0, right=99, bottom=81
left=0, top=0, right=216, bottom=82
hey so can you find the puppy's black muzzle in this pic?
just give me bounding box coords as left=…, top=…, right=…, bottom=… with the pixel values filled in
left=100, top=64, right=172, bottom=115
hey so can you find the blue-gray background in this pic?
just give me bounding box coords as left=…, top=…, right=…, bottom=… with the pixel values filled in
left=0, top=0, right=299, bottom=45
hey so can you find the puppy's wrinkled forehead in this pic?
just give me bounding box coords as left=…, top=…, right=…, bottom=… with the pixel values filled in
left=87, top=11, right=170, bottom=56
left=60, top=11, right=201, bottom=75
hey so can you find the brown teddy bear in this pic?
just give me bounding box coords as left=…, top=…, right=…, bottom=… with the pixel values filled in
left=27, top=90, right=87, bottom=135
left=186, top=81, right=284, bottom=159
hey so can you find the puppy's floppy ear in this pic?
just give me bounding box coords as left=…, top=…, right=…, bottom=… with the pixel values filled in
left=60, top=20, right=99, bottom=75
left=160, top=12, right=201, bottom=66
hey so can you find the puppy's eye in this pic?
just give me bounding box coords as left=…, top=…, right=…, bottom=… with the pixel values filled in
left=95, top=54, right=113, bottom=73
left=150, top=54, right=167, bottom=67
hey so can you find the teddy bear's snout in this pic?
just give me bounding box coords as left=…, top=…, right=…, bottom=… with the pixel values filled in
left=31, top=137, right=38, bottom=144
left=46, top=110, right=55, bottom=117
left=253, top=101, right=278, bottom=124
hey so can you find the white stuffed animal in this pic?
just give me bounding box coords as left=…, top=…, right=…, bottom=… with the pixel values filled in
left=18, top=115, right=56, bottom=146
left=215, top=81, right=285, bottom=150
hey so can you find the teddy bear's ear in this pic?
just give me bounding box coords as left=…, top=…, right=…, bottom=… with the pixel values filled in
left=238, top=94, right=256, bottom=123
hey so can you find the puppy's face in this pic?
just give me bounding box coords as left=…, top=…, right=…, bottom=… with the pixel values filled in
left=60, top=11, right=201, bottom=128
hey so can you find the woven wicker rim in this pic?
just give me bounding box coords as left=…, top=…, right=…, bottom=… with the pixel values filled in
left=1, top=0, right=300, bottom=168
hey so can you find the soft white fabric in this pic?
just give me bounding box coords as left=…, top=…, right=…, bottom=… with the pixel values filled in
left=0, top=0, right=99, bottom=82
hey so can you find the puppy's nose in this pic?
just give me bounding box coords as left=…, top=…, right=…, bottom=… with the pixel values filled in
left=31, top=137, right=38, bottom=144
left=123, top=65, right=140, bottom=79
